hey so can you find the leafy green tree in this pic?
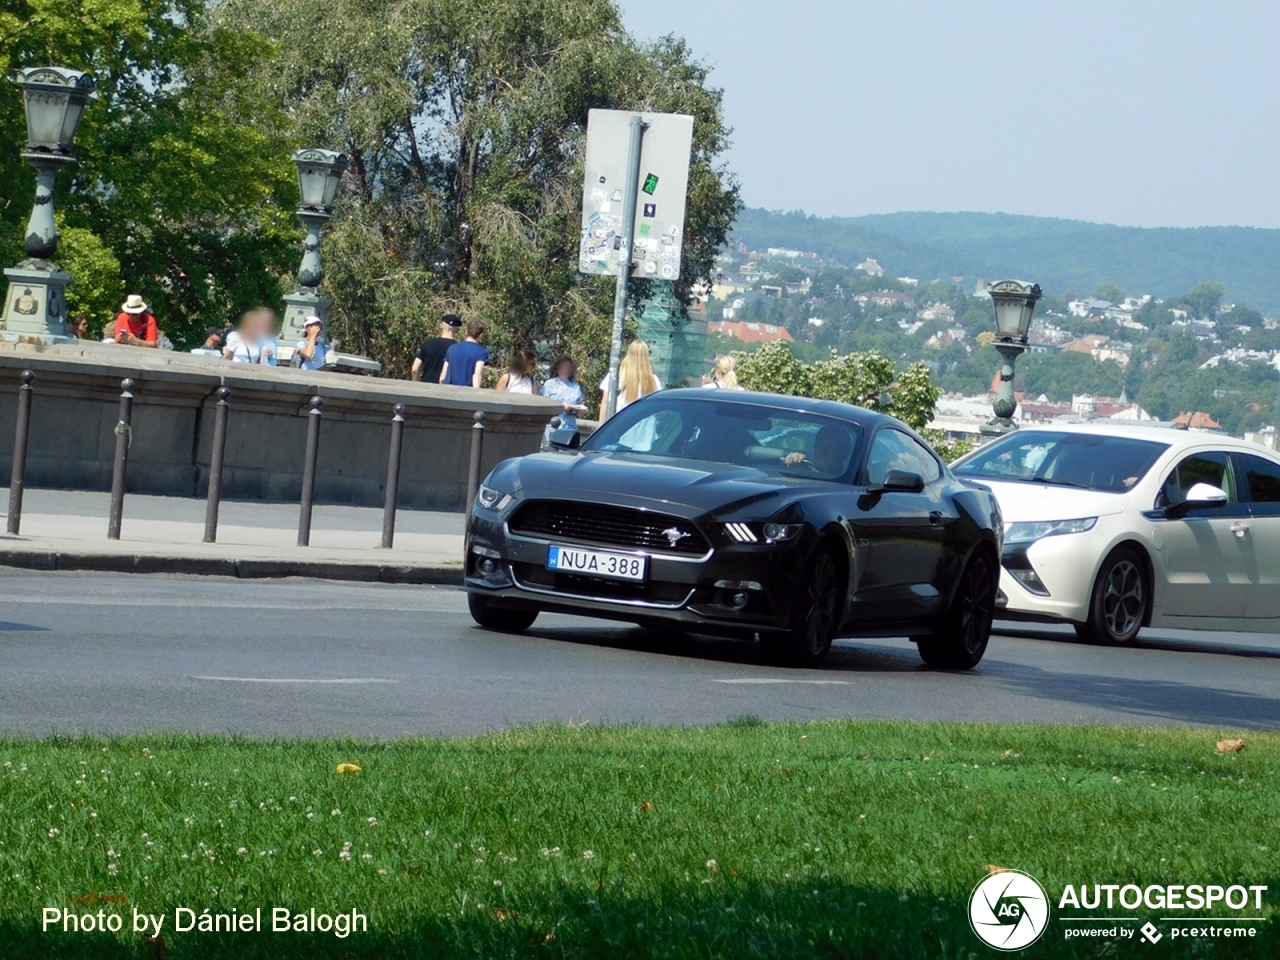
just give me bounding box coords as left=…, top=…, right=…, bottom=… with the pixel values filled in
left=1092, top=280, right=1125, bottom=303
left=0, top=0, right=299, bottom=345
left=220, top=0, right=740, bottom=379
left=1183, top=281, right=1226, bottom=320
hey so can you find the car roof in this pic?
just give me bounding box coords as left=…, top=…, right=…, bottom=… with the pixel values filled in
left=652, top=387, right=900, bottom=429
left=987, top=421, right=1279, bottom=457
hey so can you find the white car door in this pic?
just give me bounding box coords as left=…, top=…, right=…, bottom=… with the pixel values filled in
left=1154, top=451, right=1252, bottom=621
left=1234, top=451, right=1280, bottom=627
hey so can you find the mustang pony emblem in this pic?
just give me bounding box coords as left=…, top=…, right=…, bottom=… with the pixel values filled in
left=661, top=527, right=691, bottom=547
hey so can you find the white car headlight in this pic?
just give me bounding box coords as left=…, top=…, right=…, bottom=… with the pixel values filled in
left=1003, top=517, right=1097, bottom=545
left=475, top=483, right=512, bottom=511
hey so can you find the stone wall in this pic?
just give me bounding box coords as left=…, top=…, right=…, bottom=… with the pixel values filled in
left=0, top=343, right=560, bottom=510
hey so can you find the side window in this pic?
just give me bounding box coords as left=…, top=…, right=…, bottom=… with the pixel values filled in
left=1158, top=452, right=1235, bottom=508
left=1236, top=453, right=1280, bottom=516
left=904, top=434, right=942, bottom=483
left=867, top=429, right=937, bottom=485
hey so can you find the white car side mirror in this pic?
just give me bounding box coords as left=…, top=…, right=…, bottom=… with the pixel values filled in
left=1184, top=482, right=1228, bottom=504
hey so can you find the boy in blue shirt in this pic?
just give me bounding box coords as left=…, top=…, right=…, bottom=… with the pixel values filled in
left=441, top=320, right=489, bottom=387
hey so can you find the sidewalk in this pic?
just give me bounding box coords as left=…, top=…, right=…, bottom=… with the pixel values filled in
left=0, top=489, right=467, bottom=583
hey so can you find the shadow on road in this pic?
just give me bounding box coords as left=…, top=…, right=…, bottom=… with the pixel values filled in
left=522, top=623, right=924, bottom=673
left=996, top=622, right=1280, bottom=661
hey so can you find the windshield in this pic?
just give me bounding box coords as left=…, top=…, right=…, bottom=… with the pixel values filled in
left=953, top=430, right=1168, bottom=493
left=582, top=396, right=862, bottom=481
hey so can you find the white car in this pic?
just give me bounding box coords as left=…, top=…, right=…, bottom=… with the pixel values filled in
left=951, top=423, right=1280, bottom=643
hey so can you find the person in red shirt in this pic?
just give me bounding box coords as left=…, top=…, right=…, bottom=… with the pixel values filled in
left=112, top=294, right=160, bottom=348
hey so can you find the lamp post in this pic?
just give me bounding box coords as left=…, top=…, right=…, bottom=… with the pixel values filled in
left=3, top=67, right=96, bottom=342
left=280, top=148, right=348, bottom=349
left=982, top=279, right=1041, bottom=436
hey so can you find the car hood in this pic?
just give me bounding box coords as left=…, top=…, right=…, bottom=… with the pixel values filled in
left=495, top=451, right=814, bottom=516
left=977, top=479, right=1132, bottom=522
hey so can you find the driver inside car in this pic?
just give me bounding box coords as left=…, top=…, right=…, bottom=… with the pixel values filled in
left=781, top=424, right=855, bottom=476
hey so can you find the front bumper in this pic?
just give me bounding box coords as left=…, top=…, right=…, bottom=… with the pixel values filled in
left=998, top=529, right=1100, bottom=624
left=465, top=509, right=809, bottom=635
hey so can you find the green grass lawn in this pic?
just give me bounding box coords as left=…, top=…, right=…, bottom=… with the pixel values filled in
left=1, top=720, right=1276, bottom=959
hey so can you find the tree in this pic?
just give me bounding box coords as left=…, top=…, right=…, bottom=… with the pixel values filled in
left=1092, top=280, right=1125, bottom=304
left=1, top=0, right=300, bottom=345
left=1183, top=281, right=1226, bottom=320
left=220, top=0, right=740, bottom=380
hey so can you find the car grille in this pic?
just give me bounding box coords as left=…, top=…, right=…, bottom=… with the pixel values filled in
left=508, top=500, right=709, bottom=555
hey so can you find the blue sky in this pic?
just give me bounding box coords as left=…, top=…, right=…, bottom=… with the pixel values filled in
left=617, top=0, right=1280, bottom=229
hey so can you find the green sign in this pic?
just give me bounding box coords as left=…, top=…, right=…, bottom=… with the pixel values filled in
left=642, top=173, right=659, bottom=195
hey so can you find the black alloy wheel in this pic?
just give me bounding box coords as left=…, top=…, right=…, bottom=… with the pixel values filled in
left=1075, top=546, right=1147, bottom=645
left=468, top=593, right=539, bottom=633
left=762, top=547, right=840, bottom=667
left=917, top=550, right=997, bottom=669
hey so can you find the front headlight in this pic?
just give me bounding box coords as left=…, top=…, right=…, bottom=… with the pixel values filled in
left=475, top=483, right=513, bottom=511
left=1003, top=517, right=1097, bottom=545
left=763, top=522, right=804, bottom=543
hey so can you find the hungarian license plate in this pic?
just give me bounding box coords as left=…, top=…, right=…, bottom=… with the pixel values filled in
left=546, top=545, right=646, bottom=581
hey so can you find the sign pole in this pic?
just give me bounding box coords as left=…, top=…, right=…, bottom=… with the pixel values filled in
left=604, top=114, right=646, bottom=420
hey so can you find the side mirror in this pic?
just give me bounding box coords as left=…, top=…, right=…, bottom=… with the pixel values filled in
left=1166, top=482, right=1228, bottom=519
left=882, top=469, right=925, bottom=493
left=548, top=425, right=581, bottom=451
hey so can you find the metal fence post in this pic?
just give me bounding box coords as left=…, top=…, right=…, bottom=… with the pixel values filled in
left=465, top=410, right=485, bottom=528
left=297, top=395, right=323, bottom=547
left=381, top=403, right=406, bottom=549
left=7, top=370, right=34, bottom=535
left=107, top=378, right=135, bottom=540
left=203, top=386, right=231, bottom=543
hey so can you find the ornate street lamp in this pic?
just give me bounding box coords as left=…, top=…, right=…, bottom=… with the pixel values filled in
left=982, top=279, right=1041, bottom=435
left=3, top=66, right=96, bottom=341
left=280, top=148, right=348, bottom=347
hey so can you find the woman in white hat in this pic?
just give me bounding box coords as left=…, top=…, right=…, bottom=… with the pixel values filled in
left=112, top=294, right=160, bottom=348
left=293, top=315, right=328, bottom=371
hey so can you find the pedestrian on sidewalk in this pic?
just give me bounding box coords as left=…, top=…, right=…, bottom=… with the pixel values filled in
left=702, top=355, right=743, bottom=390
left=600, top=340, right=662, bottom=414
left=540, top=355, right=587, bottom=435
left=293, top=315, right=328, bottom=370
left=190, top=327, right=224, bottom=357
left=495, top=350, right=536, bottom=393
left=111, top=295, right=161, bottom=348
left=440, top=319, right=489, bottom=387
left=224, top=308, right=276, bottom=364
left=411, top=313, right=461, bottom=383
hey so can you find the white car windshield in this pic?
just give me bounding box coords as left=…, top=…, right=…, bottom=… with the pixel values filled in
left=954, top=431, right=1168, bottom=493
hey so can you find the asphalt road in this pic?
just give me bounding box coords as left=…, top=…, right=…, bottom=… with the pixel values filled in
left=1, top=570, right=1277, bottom=736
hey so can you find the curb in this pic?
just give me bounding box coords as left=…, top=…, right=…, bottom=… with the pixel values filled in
left=0, top=549, right=463, bottom=585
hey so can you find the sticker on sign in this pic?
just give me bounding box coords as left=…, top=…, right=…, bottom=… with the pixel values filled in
left=577, top=109, right=693, bottom=280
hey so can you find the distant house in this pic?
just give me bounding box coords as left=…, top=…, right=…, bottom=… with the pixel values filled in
left=759, top=284, right=783, bottom=298
left=708, top=321, right=794, bottom=344
left=855, top=258, right=885, bottom=277
left=854, top=290, right=917, bottom=310
left=897, top=276, right=919, bottom=287
left=1172, top=411, right=1221, bottom=432
left=916, top=302, right=956, bottom=322
left=766, top=247, right=804, bottom=259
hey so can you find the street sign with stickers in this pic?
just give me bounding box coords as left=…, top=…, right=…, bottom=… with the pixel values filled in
left=578, top=109, right=694, bottom=281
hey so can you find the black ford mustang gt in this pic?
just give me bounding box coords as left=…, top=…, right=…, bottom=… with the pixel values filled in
left=465, top=389, right=1003, bottom=668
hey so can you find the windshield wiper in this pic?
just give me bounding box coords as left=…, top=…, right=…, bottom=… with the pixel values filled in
left=1024, top=476, right=1089, bottom=488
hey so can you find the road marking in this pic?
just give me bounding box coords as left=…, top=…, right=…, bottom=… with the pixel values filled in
left=191, top=676, right=400, bottom=684
left=711, top=678, right=850, bottom=685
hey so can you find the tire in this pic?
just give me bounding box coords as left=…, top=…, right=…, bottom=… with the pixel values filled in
left=1074, top=546, right=1147, bottom=645
left=918, top=549, right=997, bottom=669
left=467, top=593, right=539, bottom=633
left=761, top=547, right=841, bottom=667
